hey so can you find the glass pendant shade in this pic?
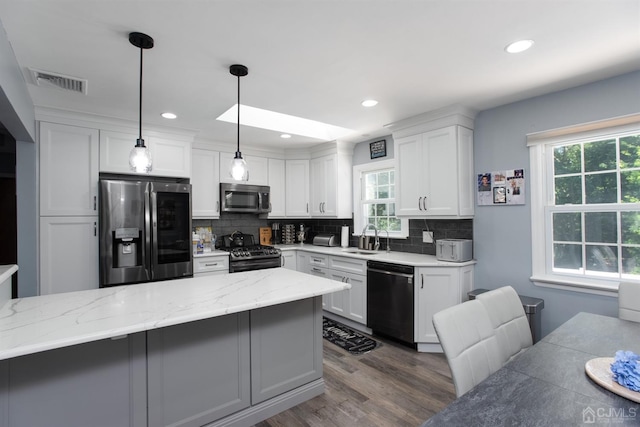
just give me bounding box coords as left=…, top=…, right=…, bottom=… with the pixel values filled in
left=129, top=139, right=152, bottom=173
left=230, top=152, right=248, bottom=181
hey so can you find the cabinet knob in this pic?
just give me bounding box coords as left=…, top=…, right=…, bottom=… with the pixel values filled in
left=423, top=196, right=427, bottom=211
left=93, top=196, right=97, bottom=211
left=418, top=196, right=423, bottom=210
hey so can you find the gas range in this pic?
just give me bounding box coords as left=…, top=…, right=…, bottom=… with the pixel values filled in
left=218, top=232, right=282, bottom=273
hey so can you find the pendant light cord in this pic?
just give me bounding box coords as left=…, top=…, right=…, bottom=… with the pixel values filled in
left=236, top=73, right=240, bottom=154
left=138, top=46, right=143, bottom=144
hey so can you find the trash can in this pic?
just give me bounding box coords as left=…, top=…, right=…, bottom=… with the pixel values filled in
left=468, top=288, right=545, bottom=343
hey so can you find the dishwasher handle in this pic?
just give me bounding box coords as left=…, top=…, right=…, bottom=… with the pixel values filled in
left=367, top=267, right=414, bottom=279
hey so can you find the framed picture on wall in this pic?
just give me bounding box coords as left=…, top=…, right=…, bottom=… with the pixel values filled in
left=369, top=139, right=386, bottom=159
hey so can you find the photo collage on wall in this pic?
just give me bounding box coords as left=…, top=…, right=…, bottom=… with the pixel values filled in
left=477, top=169, right=525, bottom=206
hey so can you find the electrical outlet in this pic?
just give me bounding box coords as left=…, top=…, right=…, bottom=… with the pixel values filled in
left=422, top=230, right=434, bottom=243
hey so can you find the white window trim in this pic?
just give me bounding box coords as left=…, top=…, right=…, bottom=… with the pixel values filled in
left=527, top=113, right=640, bottom=296
left=353, top=159, right=408, bottom=239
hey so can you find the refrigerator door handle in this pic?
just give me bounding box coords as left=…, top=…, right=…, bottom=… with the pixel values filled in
left=145, top=182, right=153, bottom=281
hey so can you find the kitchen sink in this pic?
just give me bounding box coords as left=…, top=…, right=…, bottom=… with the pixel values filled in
left=341, top=248, right=379, bottom=255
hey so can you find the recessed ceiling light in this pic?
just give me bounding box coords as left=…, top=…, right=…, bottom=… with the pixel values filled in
left=217, top=104, right=353, bottom=141
left=161, top=112, right=177, bottom=119
left=361, top=99, right=378, bottom=107
left=281, top=134, right=291, bottom=139
left=505, top=39, right=534, bottom=54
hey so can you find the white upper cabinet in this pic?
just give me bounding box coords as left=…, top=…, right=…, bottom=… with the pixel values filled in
left=395, top=125, right=474, bottom=218
left=268, top=158, right=286, bottom=217
left=191, top=149, right=220, bottom=218
left=285, top=159, right=310, bottom=217
left=219, top=152, right=268, bottom=185
left=309, top=151, right=352, bottom=218
left=99, top=130, right=192, bottom=178
left=40, top=122, right=99, bottom=216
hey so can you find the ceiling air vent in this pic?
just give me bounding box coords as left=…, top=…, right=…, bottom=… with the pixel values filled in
left=28, top=68, right=88, bottom=95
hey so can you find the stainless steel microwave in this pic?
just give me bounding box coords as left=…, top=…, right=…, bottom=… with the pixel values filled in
left=220, top=183, right=271, bottom=214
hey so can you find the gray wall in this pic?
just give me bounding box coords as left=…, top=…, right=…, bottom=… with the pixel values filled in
left=16, top=140, right=37, bottom=297
left=473, top=70, right=640, bottom=337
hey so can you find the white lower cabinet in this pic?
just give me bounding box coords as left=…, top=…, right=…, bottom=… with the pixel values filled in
left=39, top=216, right=99, bottom=295
left=300, top=253, right=367, bottom=325
left=281, top=251, right=297, bottom=270
left=193, top=254, right=229, bottom=276
left=415, top=265, right=474, bottom=349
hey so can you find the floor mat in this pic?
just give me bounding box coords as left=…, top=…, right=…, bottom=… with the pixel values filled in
left=322, top=317, right=379, bottom=355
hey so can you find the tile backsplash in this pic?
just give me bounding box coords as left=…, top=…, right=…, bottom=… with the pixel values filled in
left=193, top=214, right=472, bottom=255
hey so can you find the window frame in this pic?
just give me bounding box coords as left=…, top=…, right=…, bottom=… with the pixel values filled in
left=528, top=114, right=640, bottom=296
left=353, top=159, right=408, bottom=239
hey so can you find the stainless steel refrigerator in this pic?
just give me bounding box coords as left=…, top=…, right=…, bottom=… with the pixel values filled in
left=99, top=176, right=193, bottom=287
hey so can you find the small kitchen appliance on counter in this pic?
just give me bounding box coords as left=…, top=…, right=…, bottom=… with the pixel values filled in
left=436, top=239, right=473, bottom=262
left=312, top=234, right=338, bottom=247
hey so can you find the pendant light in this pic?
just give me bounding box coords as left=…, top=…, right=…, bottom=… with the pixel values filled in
left=229, top=64, right=249, bottom=181
left=128, top=32, right=154, bottom=173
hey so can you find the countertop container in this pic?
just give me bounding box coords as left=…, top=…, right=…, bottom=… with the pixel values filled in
left=312, top=234, right=338, bottom=247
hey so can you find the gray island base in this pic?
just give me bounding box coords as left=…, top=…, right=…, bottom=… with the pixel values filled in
left=0, top=269, right=347, bottom=427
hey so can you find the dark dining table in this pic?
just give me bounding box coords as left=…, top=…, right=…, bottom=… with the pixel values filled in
left=421, top=312, right=640, bottom=426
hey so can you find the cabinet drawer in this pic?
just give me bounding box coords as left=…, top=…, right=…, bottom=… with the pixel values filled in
left=194, top=255, right=229, bottom=274
left=308, top=254, right=328, bottom=268
left=329, top=255, right=367, bottom=275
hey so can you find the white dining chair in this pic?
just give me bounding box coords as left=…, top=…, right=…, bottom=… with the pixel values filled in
left=432, top=300, right=502, bottom=397
left=618, top=282, right=640, bottom=323
left=476, top=286, right=533, bottom=364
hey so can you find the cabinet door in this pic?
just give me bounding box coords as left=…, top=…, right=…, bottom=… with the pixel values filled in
left=40, top=216, right=98, bottom=295
left=422, top=127, right=458, bottom=216
left=40, top=122, right=99, bottom=216
left=281, top=251, right=297, bottom=270
left=296, top=251, right=310, bottom=274
left=285, top=160, right=310, bottom=217
left=100, top=130, right=191, bottom=178
left=327, top=271, right=347, bottom=316
left=148, top=136, right=191, bottom=178
left=310, top=154, right=337, bottom=217
left=219, top=152, right=268, bottom=185
left=268, top=158, right=286, bottom=217
left=395, top=134, right=423, bottom=216
left=250, top=297, right=323, bottom=405
left=345, top=272, right=366, bottom=324
left=191, top=149, right=220, bottom=218
left=415, top=267, right=459, bottom=343
left=0, top=333, right=147, bottom=427
left=147, top=313, right=251, bottom=427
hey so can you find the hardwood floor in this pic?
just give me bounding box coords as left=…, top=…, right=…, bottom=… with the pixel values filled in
left=254, top=332, right=456, bottom=427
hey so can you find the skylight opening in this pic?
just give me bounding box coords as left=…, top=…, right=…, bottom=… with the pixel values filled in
left=217, top=104, right=354, bottom=141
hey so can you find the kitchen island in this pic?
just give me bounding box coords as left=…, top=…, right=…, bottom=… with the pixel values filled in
left=0, top=268, right=350, bottom=427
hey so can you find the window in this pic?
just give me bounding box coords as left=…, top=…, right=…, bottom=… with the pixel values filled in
left=528, top=115, right=640, bottom=294
left=353, top=159, right=408, bottom=238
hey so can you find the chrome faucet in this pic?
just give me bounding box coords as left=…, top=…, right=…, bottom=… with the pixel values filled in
left=383, top=229, right=390, bottom=253
left=361, top=224, right=380, bottom=251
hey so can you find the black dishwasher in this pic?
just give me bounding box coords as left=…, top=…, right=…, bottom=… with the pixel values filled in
left=366, top=260, right=415, bottom=344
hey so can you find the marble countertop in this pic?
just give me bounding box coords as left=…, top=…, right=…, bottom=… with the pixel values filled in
left=0, top=268, right=349, bottom=361
left=277, top=244, right=476, bottom=267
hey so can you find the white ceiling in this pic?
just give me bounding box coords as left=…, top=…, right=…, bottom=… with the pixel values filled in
left=0, top=0, right=639, bottom=150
